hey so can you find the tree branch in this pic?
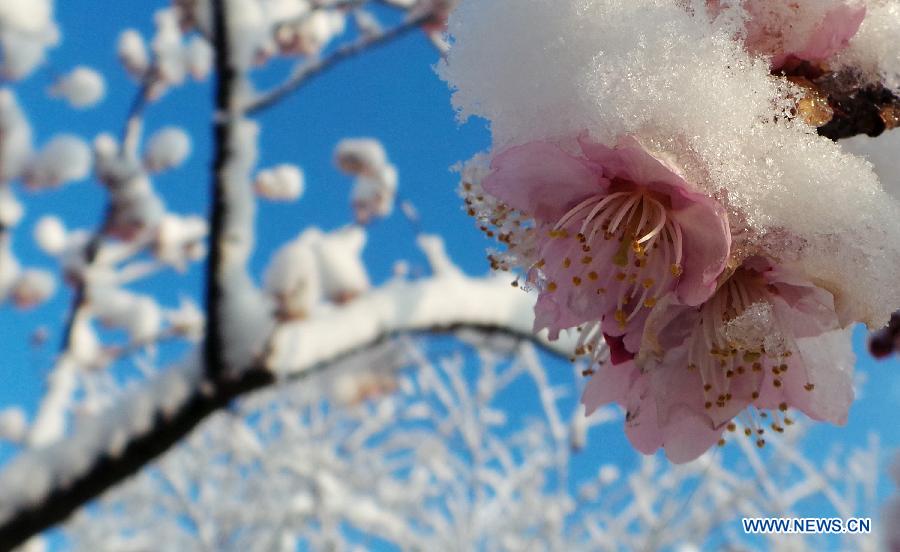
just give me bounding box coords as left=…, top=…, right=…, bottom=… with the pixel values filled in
left=244, top=11, right=434, bottom=116
left=0, top=274, right=585, bottom=549
left=28, top=81, right=153, bottom=447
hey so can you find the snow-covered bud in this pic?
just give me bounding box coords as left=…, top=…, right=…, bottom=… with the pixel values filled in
left=165, top=297, right=204, bottom=341
left=0, top=188, right=23, bottom=228
left=0, top=88, right=32, bottom=182
left=0, top=0, right=53, bottom=35
left=152, top=9, right=187, bottom=87
left=0, top=0, right=59, bottom=79
left=154, top=213, right=208, bottom=270
left=10, top=268, right=55, bottom=308
left=254, top=164, right=304, bottom=201
left=351, top=163, right=398, bottom=224
left=315, top=226, right=370, bottom=303
left=49, top=66, right=106, bottom=109
left=334, top=138, right=388, bottom=176
left=224, top=0, right=271, bottom=68
left=118, top=29, right=150, bottom=78
left=130, top=296, right=163, bottom=343
left=107, top=180, right=165, bottom=241
left=144, top=126, right=191, bottom=172
left=89, top=286, right=162, bottom=343
left=0, top=407, right=27, bottom=443
left=33, top=216, right=67, bottom=255
left=68, top=315, right=101, bottom=368
left=24, top=135, right=92, bottom=190
left=264, top=229, right=322, bottom=319
left=184, top=36, right=213, bottom=80
left=92, top=133, right=138, bottom=187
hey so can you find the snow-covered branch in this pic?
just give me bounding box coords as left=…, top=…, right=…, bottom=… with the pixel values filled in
left=0, top=270, right=581, bottom=549
left=245, top=7, right=440, bottom=115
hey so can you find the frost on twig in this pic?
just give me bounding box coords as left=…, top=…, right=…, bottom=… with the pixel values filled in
left=61, top=341, right=881, bottom=552
left=0, top=263, right=587, bottom=548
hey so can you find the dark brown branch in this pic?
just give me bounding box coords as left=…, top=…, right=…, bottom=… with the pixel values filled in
left=0, top=368, right=274, bottom=551
left=204, top=0, right=239, bottom=382
left=811, top=71, right=900, bottom=141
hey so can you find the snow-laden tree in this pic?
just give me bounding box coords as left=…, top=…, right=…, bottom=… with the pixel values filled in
left=0, top=0, right=898, bottom=550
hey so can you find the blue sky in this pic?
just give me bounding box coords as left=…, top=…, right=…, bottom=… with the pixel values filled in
left=1, top=1, right=898, bottom=547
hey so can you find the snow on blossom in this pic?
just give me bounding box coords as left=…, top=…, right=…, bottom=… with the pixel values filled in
left=154, top=213, right=208, bottom=270
left=10, top=268, right=56, bottom=308
left=351, top=164, right=398, bottom=224
left=706, top=0, right=866, bottom=71
left=441, top=0, right=900, bottom=328
left=144, top=126, right=191, bottom=173
left=184, top=36, right=212, bottom=81
left=833, top=0, right=900, bottom=92
left=265, top=226, right=371, bottom=318
left=106, top=175, right=166, bottom=241
left=255, top=163, right=304, bottom=201
left=275, top=10, right=346, bottom=56
left=0, top=0, right=58, bottom=80
left=117, top=29, right=150, bottom=78
left=88, top=286, right=162, bottom=344
left=0, top=188, right=23, bottom=228
left=23, top=134, right=92, bottom=190
left=334, top=138, right=399, bottom=224
left=265, top=229, right=322, bottom=319
left=49, top=66, right=106, bottom=109
left=335, top=138, right=388, bottom=176
left=469, top=136, right=730, bottom=360
left=165, top=297, right=204, bottom=341
left=33, top=215, right=67, bottom=255
left=313, top=226, right=370, bottom=304
left=583, top=256, right=854, bottom=463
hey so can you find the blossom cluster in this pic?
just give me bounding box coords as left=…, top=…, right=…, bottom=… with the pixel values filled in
left=443, top=0, right=900, bottom=462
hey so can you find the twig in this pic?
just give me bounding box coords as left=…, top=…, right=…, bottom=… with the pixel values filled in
left=245, top=11, right=433, bottom=115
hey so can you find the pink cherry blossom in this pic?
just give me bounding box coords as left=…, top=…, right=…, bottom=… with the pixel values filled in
left=583, top=255, right=855, bottom=463
left=709, top=0, right=866, bottom=71
left=482, top=136, right=731, bottom=358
